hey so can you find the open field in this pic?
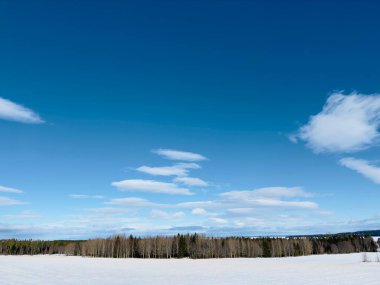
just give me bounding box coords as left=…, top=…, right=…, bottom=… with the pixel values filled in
left=0, top=253, right=379, bottom=285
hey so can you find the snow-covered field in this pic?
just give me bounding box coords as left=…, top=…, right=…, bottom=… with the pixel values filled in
left=0, top=253, right=379, bottom=285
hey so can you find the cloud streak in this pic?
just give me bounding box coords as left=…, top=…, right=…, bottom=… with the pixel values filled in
left=70, top=194, right=105, bottom=199
left=0, top=185, right=24, bottom=194
left=173, top=176, right=208, bottom=187
left=153, top=149, right=207, bottom=161
left=0, top=97, right=44, bottom=124
left=340, top=157, right=380, bottom=184
left=137, top=163, right=200, bottom=177
left=106, top=197, right=167, bottom=208
left=1, top=210, right=40, bottom=220
left=0, top=196, right=25, bottom=206
left=150, top=209, right=185, bottom=220
left=220, top=187, right=318, bottom=209
left=111, top=179, right=193, bottom=195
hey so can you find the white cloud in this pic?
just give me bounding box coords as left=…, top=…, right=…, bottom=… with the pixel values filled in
left=137, top=163, right=200, bottom=177
left=106, top=197, right=166, bottom=208
left=137, top=165, right=186, bottom=176
left=0, top=185, right=333, bottom=239
left=253, top=187, right=313, bottom=198
left=94, top=183, right=321, bottom=237
left=294, top=92, right=380, bottom=153
left=0, top=196, right=25, bottom=206
left=174, top=176, right=208, bottom=187
left=0, top=97, right=44, bottom=124
left=251, top=198, right=318, bottom=209
left=0, top=185, right=24, bottom=194
left=190, top=207, right=218, bottom=217
left=226, top=208, right=255, bottom=214
left=221, top=187, right=314, bottom=200
left=85, top=207, right=131, bottom=214
left=208, top=217, right=228, bottom=224
left=177, top=187, right=319, bottom=210
left=107, top=198, right=219, bottom=211
left=177, top=201, right=220, bottom=209
left=221, top=187, right=318, bottom=209
left=151, top=209, right=185, bottom=220
left=340, top=157, right=380, bottom=184
left=112, top=179, right=193, bottom=195
left=1, top=210, right=39, bottom=219
left=153, top=149, right=207, bottom=161
left=70, top=194, right=104, bottom=199
left=191, top=208, right=208, bottom=215
left=105, top=186, right=318, bottom=222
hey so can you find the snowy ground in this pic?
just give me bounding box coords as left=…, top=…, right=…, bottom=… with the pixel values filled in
left=0, top=253, right=379, bottom=285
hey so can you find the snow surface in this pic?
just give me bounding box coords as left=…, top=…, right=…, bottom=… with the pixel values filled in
left=0, top=253, right=379, bottom=285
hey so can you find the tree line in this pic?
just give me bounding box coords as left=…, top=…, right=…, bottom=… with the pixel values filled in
left=0, top=234, right=378, bottom=258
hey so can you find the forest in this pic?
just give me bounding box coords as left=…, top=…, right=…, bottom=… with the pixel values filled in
left=0, top=234, right=378, bottom=259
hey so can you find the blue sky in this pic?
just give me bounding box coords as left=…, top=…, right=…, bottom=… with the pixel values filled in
left=1, top=0, right=380, bottom=239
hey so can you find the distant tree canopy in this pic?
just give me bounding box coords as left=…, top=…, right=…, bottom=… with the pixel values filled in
left=0, top=234, right=377, bottom=259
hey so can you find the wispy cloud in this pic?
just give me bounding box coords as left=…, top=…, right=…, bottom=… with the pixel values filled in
left=177, top=200, right=221, bottom=209
left=137, top=163, right=200, bottom=177
left=226, top=208, right=255, bottom=215
left=106, top=197, right=165, bottom=208
left=208, top=217, right=228, bottom=225
left=340, top=157, right=380, bottom=184
left=153, top=149, right=207, bottom=161
left=103, top=186, right=319, bottom=229
left=191, top=207, right=218, bottom=216
left=150, top=209, right=185, bottom=220
left=0, top=185, right=24, bottom=194
left=248, top=198, right=318, bottom=209
left=84, top=207, right=131, bottom=215
left=292, top=92, right=380, bottom=153
left=220, top=187, right=318, bottom=209
left=112, top=179, right=193, bottom=195
left=1, top=210, right=40, bottom=220
left=191, top=208, right=208, bottom=215
left=173, top=176, right=208, bottom=187
left=69, top=194, right=105, bottom=199
left=0, top=196, right=25, bottom=206
left=0, top=97, right=44, bottom=124
left=221, top=187, right=314, bottom=200
left=168, top=226, right=205, bottom=232
left=105, top=197, right=218, bottom=210
left=265, top=187, right=314, bottom=198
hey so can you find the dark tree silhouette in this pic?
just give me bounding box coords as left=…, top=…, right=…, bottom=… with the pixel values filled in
left=0, top=234, right=377, bottom=259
